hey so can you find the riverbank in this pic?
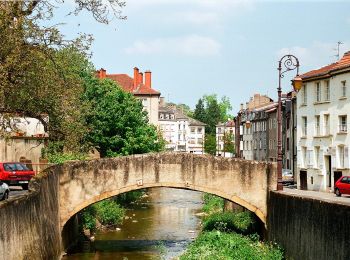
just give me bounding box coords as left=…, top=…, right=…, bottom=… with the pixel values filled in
left=179, top=194, right=284, bottom=260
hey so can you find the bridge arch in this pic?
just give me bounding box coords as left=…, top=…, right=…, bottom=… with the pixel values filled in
left=58, top=152, right=277, bottom=231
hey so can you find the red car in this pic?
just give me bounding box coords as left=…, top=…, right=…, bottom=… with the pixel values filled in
left=0, top=162, right=35, bottom=190
left=335, top=176, right=350, bottom=197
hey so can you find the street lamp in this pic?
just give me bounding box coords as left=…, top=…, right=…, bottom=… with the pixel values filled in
left=277, top=55, right=300, bottom=191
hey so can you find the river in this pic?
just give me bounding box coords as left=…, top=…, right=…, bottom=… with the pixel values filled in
left=63, top=188, right=203, bottom=260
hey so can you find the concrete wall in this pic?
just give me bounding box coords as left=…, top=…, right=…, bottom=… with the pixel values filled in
left=268, top=191, right=350, bottom=260
left=0, top=166, right=61, bottom=260
left=0, top=137, right=46, bottom=163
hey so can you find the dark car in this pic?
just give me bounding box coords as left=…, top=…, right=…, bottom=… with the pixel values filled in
left=335, top=176, right=350, bottom=197
left=0, top=162, right=35, bottom=190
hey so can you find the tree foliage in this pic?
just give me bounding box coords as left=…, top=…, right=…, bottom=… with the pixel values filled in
left=193, top=94, right=233, bottom=135
left=0, top=0, right=125, bottom=150
left=204, top=134, right=216, bottom=155
left=82, top=75, right=165, bottom=157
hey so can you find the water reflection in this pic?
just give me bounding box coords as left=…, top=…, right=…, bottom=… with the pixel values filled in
left=63, top=188, right=203, bottom=260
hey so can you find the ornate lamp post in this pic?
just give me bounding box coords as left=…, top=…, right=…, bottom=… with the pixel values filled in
left=277, top=55, right=302, bottom=190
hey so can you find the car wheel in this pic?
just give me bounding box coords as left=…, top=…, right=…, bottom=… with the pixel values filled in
left=2, top=191, right=9, bottom=200
left=22, top=184, right=29, bottom=190
left=335, top=188, right=341, bottom=197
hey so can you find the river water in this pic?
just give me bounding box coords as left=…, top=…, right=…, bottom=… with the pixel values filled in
left=63, top=188, right=203, bottom=260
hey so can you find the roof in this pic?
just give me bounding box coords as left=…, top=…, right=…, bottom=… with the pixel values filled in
left=104, top=73, right=160, bottom=95
left=216, top=120, right=235, bottom=127
left=175, top=109, right=206, bottom=126
left=299, top=51, right=350, bottom=80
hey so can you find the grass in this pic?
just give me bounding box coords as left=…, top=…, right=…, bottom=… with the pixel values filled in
left=180, top=231, right=283, bottom=260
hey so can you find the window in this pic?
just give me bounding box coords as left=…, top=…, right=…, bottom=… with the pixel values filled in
left=286, top=138, right=290, bottom=151
left=316, top=82, right=321, bottom=102
left=165, top=114, right=169, bottom=120
left=160, top=113, right=164, bottom=119
left=324, top=80, right=330, bottom=101
left=341, top=80, right=347, bottom=97
left=302, top=117, right=307, bottom=136
left=315, top=115, right=320, bottom=136
left=338, top=145, right=345, bottom=168
left=302, top=84, right=307, bottom=104
left=198, top=127, right=202, bottom=133
left=324, top=114, right=330, bottom=135
left=339, top=115, right=347, bottom=132
left=191, top=127, right=195, bottom=133
left=314, top=146, right=320, bottom=168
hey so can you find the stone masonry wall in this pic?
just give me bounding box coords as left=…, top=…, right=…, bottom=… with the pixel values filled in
left=268, top=191, right=350, bottom=260
left=0, top=166, right=61, bottom=260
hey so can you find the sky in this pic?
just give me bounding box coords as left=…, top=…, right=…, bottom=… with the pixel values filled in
left=51, top=0, right=350, bottom=113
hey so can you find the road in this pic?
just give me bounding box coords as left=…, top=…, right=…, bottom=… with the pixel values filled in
left=8, top=186, right=28, bottom=199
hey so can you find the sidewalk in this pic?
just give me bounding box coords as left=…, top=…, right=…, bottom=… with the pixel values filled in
left=281, top=186, right=350, bottom=206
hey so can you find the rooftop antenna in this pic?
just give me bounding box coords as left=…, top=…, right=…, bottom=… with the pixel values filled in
left=334, top=41, right=343, bottom=60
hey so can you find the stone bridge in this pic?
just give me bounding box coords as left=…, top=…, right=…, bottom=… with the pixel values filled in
left=0, top=152, right=277, bottom=259
left=59, top=152, right=277, bottom=228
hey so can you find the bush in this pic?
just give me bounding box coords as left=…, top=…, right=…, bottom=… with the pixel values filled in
left=202, top=193, right=224, bottom=213
left=93, top=199, right=125, bottom=226
left=116, top=189, right=146, bottom=205
left=202, top=211, right=256, bottom=235
left=180, top=231, right=283, bottom=260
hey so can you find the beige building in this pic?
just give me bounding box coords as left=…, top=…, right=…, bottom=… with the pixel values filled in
left=296, top=51, right=350, bottom=192
left=96, top=67, right=161, bottom=125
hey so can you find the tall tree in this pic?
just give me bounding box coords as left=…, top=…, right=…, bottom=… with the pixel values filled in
left=193, top=98, right=206, bottom=123
left=204, top=134, right=217, bottom=155
left=82, top=75, right=165, bottom=157
left=205, top=98, right=221, bottom=135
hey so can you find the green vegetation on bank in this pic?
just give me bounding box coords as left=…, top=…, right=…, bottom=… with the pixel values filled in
left=180, top=231, right=283, bottom=260
left=181, top=193, right=283, bottom=260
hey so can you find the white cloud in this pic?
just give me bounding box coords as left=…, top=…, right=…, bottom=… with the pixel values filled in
left=277, top=41, right=350, bottom=72
left=125, top=35, right=221, bottom=56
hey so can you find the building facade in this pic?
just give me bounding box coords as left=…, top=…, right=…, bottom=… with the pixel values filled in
left=216, top=120, right=235, bottom=157
left=296, top=51, right=350, bottom=192
left=96, top=67, right=161, bottom=125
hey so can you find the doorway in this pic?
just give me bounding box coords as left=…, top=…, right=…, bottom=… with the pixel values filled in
left=300, top=170, right=307, bottom=190
left=325, top=155, right=332, bottom=187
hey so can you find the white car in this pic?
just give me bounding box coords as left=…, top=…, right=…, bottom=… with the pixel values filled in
left=0, top=181, right=10, bottom=200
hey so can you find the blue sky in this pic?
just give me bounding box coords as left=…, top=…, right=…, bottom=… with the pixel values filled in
left=52, top=0, right=350, bottom=113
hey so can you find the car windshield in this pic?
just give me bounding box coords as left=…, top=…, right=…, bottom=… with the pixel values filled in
left=4, top=163, right=30, bottom=171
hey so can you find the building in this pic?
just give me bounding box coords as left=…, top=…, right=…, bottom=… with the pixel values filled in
left=96, top=67, right=161, bottom=125
left=158, top=105, right=177, bottom=151
left=216, top=120, right=235, bottom=157
left=296, top=51, right=350, bottom=192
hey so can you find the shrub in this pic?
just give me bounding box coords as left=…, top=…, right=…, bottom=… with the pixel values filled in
left=202, top=211, right=256, bottom=235
left=202, top=193, right=224, bottom=213
left=93, top=199, right=125, bottom=226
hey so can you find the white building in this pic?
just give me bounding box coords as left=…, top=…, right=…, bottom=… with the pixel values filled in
left=158, top=104, right=206, bottom=154
left=296, top=51, right=350, bottom=192
left=216, top=120, right=235, bottom=157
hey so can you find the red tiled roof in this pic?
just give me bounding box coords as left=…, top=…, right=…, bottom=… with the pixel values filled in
left=104, top=73, right=160, bottom=95
left=106, top=74, right=134, bottom=92
left=300, top=51, right=350, bottom=80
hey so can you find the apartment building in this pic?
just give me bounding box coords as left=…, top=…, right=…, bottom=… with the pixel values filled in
left=216, top=120, right=235, bottom=157
left=296, top=51, right=350, bottom=191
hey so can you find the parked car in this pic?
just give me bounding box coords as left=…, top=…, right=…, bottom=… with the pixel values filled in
left=335, top=176, right=350, bottom=197
left=282, top=169, right=294, bottom=185
left=0, top=162, right=35, bottom=190
left=0, top=181, right=10, bottom=200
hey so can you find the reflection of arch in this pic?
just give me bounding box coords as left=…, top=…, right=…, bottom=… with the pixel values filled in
left=61, top=183, right=266, bottom=229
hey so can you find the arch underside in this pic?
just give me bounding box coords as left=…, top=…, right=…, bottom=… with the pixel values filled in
left=61, top=182, right=266, bottom=230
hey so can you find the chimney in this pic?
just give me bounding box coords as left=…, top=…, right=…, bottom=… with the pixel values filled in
left=133, top=67, right=139, bottom=88
left=138, top=72, right=143, bottom=85
left=98, top=68, right=106, bottom=79
left=159, top=97, right=165, bottom=106
left=145, top=70, right=152, bottom=88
